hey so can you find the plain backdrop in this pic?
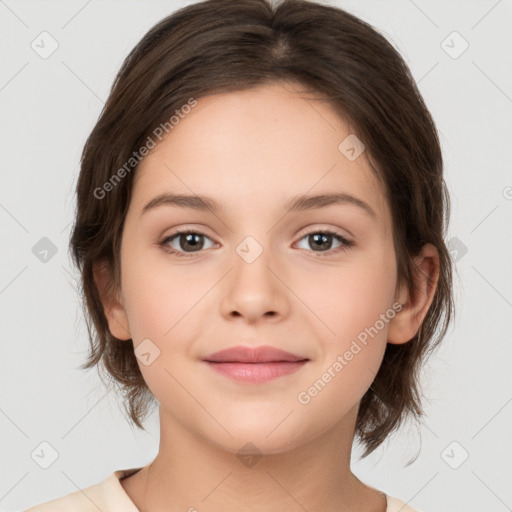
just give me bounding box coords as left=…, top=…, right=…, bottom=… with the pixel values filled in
left=1, top=1, right=511, bottom=511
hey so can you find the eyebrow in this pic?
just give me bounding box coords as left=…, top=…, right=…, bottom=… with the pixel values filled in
left=141, top=192, right=376, bottom=219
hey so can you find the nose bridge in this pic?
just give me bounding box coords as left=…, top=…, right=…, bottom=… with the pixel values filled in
left=231, top=232, right=277, bottom=292
left=220, top=232, right=288, bottom=322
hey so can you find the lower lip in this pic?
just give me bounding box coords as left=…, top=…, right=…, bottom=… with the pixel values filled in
left=204, top=361, right=308, bottom=383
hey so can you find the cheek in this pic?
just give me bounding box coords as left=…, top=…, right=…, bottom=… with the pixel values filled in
left=296, top=258, right=395, bottom=414
left=312, top=250, right=397, bottom=342
left=302, top=249, right=396, bottom=409
left=121, top=246, right=207, bottom=341
left=296, top=344, right=383, bottom=424
left=119, top=251, right=208, bottom=398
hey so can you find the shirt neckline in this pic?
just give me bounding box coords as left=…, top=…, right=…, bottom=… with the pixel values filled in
left=111, top=467, right=396, bottom=511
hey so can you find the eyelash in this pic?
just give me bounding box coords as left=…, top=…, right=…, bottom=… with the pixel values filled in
left=159, top=228, right=354, bottom=258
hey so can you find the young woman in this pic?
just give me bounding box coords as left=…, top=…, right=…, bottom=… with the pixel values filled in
left=25, top=1, right=454, bottom=511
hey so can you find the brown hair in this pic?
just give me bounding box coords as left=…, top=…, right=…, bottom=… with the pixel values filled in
left=70, top=0, right=454, bottom=458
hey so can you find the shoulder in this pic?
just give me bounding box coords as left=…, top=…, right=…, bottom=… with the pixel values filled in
left=24, top=486, right=97, bottom=512
left=23, top=468, right=142, bottom=512
left=386, top=494, right=421, bottom=512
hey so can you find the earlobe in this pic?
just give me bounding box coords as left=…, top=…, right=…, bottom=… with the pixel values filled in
left=93, top=262, right=131, bottom=341
left=387, top=243, right=440, bottom=345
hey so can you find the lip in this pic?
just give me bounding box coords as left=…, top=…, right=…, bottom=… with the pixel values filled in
left=202, top=345, right=309, bottom=384
left=204, top=361, right=308, bottom=383
left=203, top=345, right=307, bottom=363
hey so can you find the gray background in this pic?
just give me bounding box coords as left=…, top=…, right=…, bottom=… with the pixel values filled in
left=1, top=1, right=511, bottom=511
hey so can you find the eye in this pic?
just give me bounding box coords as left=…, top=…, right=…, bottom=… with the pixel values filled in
left=160, top=230, right=216, bottom=257
left=159, top=228, right=353, bottom=258
left=295, top=229, right=353, bottom=256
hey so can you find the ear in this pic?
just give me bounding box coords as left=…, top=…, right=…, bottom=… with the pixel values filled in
left=93, top=261, right=131, bottom=341
left=387, top=243, right=440, bottom=345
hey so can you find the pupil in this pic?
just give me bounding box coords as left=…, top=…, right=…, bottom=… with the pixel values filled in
left=182, top=233, right=202, bottom=251
left=311, top=233, right=331, bottom=251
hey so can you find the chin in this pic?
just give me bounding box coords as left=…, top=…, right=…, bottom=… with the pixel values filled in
left=204, top=424, right=309, bottom=459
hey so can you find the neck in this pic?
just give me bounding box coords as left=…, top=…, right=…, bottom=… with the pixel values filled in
left=121, top=405, right=386, bottom=512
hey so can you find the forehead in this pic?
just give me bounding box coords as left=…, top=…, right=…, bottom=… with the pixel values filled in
left=131, top=82, right=391, bottom=230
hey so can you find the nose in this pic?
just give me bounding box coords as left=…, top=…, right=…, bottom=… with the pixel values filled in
left=219, top=239, right=290, bottom=325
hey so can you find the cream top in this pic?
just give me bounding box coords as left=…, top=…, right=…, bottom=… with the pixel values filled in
left=24, top=467, right=420, bottom=512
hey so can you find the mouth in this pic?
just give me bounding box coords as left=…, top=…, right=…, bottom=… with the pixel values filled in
left=202, top=345, right=309, bottom=384
left=203, top=345, right=307, bottom=363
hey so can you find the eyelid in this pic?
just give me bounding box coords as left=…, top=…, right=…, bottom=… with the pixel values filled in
left=159, top=224, right=217, bottom=243
left=296, top=224, right=353, bottom=241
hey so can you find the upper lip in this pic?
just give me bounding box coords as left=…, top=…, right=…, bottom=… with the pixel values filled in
left=203, top=345, right=308, bottom=363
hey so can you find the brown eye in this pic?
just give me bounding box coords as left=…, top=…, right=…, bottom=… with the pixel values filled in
left=176, top=232, right=205, bottom=252
left=161, top=230, right=215, bottom=257
left=295, top=230, right=353, bottom=256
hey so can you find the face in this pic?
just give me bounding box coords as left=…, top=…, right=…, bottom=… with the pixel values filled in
left=104, top=81, right=406, bottom=455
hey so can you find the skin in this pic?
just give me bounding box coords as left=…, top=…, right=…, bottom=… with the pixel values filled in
left=95, top=80, right=439, bottom=512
